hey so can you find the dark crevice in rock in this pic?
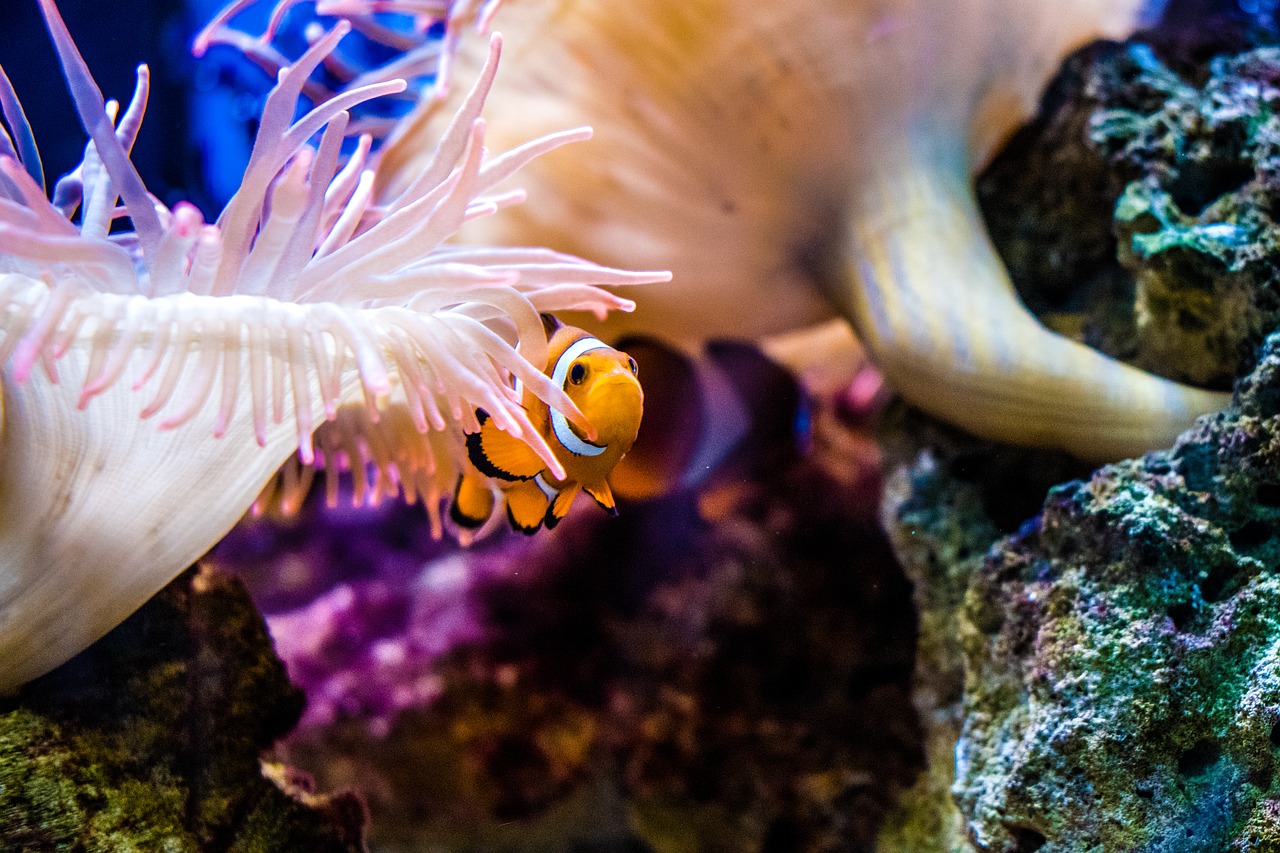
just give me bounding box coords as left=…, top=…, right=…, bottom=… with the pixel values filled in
left=1167, top=158, right=1256, bottom=217
left=1199, top=559, right=1241, bottom=603
left=1003, top=824, right=1048, bottom=853
left=1177, top=739, right=1221, bottom=777
left=1229, top=519, right=1273, bottom=553
left=1167, top=600, right=1197, bottom=630
left=1256, top=482, right=1280, bottom=507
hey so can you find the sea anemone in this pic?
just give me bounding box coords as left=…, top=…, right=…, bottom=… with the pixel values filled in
left=376, top=0, right=1232, bottom=462
left=192, top=0, right=507, bottom=131
left=0, top=0, right=666, bottom=691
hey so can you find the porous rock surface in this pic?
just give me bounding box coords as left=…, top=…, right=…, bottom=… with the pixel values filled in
left=983, top=31, right=1280, bottom=390
left=955, top=334, right=1280, bottom=852
left=883, top=26, right=1280, bottom=853
left=0, top=566, right=366, bottom=852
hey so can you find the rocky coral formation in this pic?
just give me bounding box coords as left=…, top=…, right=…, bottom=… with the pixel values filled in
left=875, top=410, right=1089, bottom=853
left=955, top=332, right=1280, bottom=851
left=981, top=28, right=1280, bottom=388
left=1099, top=42, right=1280, bottom=387
left=883, top=25, right=1280, bottom=852
left=0, top=566, right=366, bottom=851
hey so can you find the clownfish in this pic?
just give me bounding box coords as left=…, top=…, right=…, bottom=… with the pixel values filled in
left=451, top=315, right=644, bottom=535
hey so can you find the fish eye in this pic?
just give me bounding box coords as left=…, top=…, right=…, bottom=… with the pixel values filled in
left=569, top=361, right=587, bottom=385
left=627, top=356, right=638, bottom=376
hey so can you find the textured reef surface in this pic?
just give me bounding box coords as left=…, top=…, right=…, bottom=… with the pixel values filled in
left=956, top=333, right=1280, bottom=852
left=883, top=26, right=1280, bottom=853
left=0, top=566, right=366, bottom=851
left=981, top=24, right=1280, bottom=390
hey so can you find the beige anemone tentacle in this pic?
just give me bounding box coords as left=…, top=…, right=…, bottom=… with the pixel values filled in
left=846, top=156, right=1229, bottom=460
left=0, top=333, right=352, bottom=689
left=377, top=0, right=1232, bottom=461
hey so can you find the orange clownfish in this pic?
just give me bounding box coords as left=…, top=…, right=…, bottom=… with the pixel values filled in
left=451, top=317, right=644, bottom=535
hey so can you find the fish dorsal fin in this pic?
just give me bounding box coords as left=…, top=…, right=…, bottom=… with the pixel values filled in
left=540, top=312, right=564, bottom=338
left=543, top=483, right=582, bottom=530
left=504, top=479, right=550, bottom=534
left=582, top=480, right=617, bottom=516
left=450, top=471, right=495, bottom=530
left=516, top=315, right=569, bottom=402
left=466, top=410, right=546, bottom=481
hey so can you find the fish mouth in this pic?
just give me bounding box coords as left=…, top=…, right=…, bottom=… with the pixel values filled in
left=579, top=374, right=643, bottom=443
left=587, top=374, right=644, bottom=407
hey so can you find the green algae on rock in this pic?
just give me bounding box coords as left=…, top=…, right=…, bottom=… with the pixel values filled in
left=0, top=566, right=365, bottom=852
left=875, top=409, right=1092, bottom=853
left=983, top=37, right=1280, bottom=392
left=875, top=439, right=1000, bottom=853
left=1099, top=43, right=1280, bottom=389
left=883, top=27, right=1280, bottom=853
left=952, top=333, right=1280, bottom=851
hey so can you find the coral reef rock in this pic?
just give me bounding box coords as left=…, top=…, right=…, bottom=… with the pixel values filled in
left=0, top=565, right=366, bottom=852
left=955, top=332, right=1280, bottom=851
left=877, top=410, right=1090, bottom=853
left=885, top=25, right=1280, bottom=853
left=982, top=34, right=1280, bottom=390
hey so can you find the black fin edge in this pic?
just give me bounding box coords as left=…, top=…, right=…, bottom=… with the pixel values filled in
left=540, top=313, right=563, bottom=337
left=506, top=502, right=543, bottom=536
left=584, top=485, right=618, bottom=516
left=449, top=475, right=489, bottom=529
left=466, top=409, right=533, bottom=482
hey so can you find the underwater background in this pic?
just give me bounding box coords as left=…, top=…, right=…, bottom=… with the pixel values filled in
left=9, top=0, right=1280, bottom=851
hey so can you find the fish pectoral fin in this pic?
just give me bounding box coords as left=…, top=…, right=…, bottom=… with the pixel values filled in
left=544, top=483, right=582, bottom=530
left=583, top=480, right=618, bottom=516
left=467, top=409, right=546, bottom=481
left=504, top=479, right=550, bottom=535
left=450, top=471, right=495, bottom=531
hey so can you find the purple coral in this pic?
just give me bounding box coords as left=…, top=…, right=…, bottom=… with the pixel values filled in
left=217, top=498, right=557, bottom=734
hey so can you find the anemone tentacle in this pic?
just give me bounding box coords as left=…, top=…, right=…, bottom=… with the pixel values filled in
left=194, top=0, right=507, bottom=106
left=0, top=0, right=668, bottom=691
left=0, top=26, right=664, bottom=477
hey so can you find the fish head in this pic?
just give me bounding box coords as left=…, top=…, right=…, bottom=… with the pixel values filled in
left=562, top=346, right=644, bottom=451
left=541, top=316, right=645, bottom=456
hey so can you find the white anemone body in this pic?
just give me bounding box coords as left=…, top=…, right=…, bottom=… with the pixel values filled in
left=0, top=316, right=339, bottom=685
left=378, top=0, right=1159, bottom=343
